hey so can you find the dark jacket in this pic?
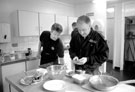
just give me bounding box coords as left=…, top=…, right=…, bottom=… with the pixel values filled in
left=69, top=28, right=109, bottom=72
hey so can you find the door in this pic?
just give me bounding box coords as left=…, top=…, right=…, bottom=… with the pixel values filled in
left=39, top=13, right=55, bottom=34
left=107, top=18, right=115, bottom=60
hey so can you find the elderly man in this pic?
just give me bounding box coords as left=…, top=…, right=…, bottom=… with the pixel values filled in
left=69, top=15, right=109, bottom=74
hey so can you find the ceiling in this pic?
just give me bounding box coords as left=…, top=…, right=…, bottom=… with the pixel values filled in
left=51, top=0, right=123, bottom=5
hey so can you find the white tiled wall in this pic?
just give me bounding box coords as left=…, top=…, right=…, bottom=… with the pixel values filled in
left=0, top=36, right=39, bottom=53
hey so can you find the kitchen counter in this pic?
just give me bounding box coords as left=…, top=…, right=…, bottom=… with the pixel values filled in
left=5, top=69, right=135, bottom=92
left=0, top=56, right=38, bottom=66
left=0, top=49, right=69, bottom=66
left=0, top=55, right=40, bottom=92
left=5, top=69, right=90, bottom=92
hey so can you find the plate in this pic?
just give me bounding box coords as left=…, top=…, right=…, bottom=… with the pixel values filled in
left=20, top=75, right=43, bottom=86
left=43, top=80, right=65, bottom=91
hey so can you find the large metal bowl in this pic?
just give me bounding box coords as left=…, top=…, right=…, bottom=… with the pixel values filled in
left=46, top=65, right=66, bottom=80
left=89, top=75, right=119, bottom=91
left=89, top=75, right=135, bottom=91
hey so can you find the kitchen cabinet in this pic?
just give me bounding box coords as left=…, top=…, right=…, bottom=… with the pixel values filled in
left=55, top=15, right=68, bottom=35
left=1, top=62, right=26, bottom=92
left=39, top=13, right=55, bottom=34
left=18, top=10, right=39, bottom=36
left=26, top=59, right=40, bottom=71
left=68, top=17, right=77, bottom=34
left=18, top=10, right=76, bottom=36
left=0, top=23, right=11, bottom=43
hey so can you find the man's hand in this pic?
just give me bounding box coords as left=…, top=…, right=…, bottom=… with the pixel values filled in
left=76, top=57, right=87, bottom=65
left=73, top=56, right=79, bottom=64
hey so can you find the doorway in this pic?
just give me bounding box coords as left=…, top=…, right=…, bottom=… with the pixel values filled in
left=124, top=17, right=135, bottom=72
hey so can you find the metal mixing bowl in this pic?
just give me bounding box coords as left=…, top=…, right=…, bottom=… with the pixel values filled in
left=89, top=75, right=119, bottom=91
left=89, top=75, right=135, bottom=91
left=46, top=65, right=66, bottom=80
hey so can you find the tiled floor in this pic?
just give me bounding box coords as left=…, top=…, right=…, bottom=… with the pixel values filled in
left=106, top=61, right=135, bottom=86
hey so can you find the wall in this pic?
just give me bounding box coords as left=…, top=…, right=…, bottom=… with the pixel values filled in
left=113, top=2, right=123, bottom=68
left=106, top=4, right=115, bottom=61
left=74, top=1, right=107, bottom=39
left=0, top=0, right=75, bottom=53
left=106, top=18, right=114, bottom=60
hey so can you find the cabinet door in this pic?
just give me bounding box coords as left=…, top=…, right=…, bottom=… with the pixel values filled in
left=0, top=23, right=11, bottom=43
left=26, top=59, right=40, bottom=71
left=68, top=17, right=77, bottom=35
left=55, top=15, right=68, bottom=35
left=18, top=10, right=39, bottom=36
left=39, top=13, right=55, bottom=34
left=2, top=62, right=26, bottom=92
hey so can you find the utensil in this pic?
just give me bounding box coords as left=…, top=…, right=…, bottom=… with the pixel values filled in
left=89, top=75, right=135, bottom=91
left=98, top=67, right=103, bottom=84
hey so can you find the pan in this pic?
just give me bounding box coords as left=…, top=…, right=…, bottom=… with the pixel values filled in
left=89, top=74, right=135, bottom=91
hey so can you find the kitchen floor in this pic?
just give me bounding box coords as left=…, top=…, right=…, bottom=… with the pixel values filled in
left=106, top=61, right=135, bottom=86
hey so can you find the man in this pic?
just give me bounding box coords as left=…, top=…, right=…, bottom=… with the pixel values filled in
left=69, top=15, right=109, bottom=74
left=71, top=22, right=78, bottom=38
left=72, top=22, right=77, bottom=30
left=37, top=23, right=64, bottom=67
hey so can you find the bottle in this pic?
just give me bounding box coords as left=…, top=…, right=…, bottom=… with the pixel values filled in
left=28, top=48, right=32, bottom=55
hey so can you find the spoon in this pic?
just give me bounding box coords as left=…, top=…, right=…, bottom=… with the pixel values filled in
left=98, top=68, right=103, bottom=83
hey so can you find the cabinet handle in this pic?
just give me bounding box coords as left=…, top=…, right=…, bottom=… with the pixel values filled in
left=4, top=35, right=7, bottom=39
